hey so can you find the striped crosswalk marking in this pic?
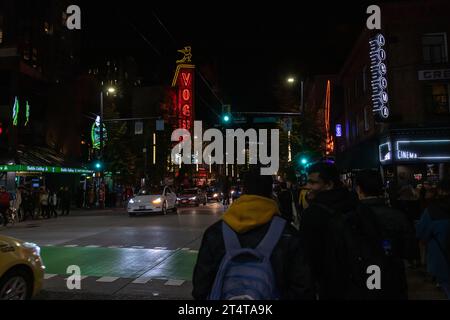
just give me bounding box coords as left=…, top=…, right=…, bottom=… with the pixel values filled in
left=165, top=279, right=185, bottom=286
left=96, top=277, right=119, bottom=283
left=64, top=244, right=78, bottom=247
left=44, top=274, right=57, bottom=280
left=132, top=277, right=152, bottom=284
left=153, top=247, right=167, bottom=250
left=86, top=245, right=100, bottom=248
left=131, top=246, right=144, bottom=249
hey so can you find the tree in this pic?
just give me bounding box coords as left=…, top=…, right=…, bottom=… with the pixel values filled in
left=102, top=101, right=137, bottom=185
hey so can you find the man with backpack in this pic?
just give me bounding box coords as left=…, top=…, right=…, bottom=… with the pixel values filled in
left=417, top=178, right=450, bottom=299
left=192, top=166, right=315, bottom=300
left=354, top=170, right=416, bottom=299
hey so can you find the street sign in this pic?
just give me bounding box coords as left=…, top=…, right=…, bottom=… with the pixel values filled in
left=156, top=119, right=164, bottom=131
left=135, top=121, right=143, bottom=135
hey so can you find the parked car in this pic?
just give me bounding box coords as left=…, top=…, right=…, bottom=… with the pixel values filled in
left=127, top=186, right=177, bottom=216
left=0, top=235, right=45, bottom=300
left=231, top=186, right=242, bottom=200
left=177, top=188, right=207, bottom=206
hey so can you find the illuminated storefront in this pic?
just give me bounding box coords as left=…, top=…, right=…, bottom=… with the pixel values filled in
left=378, top=128, right=450, bottom=185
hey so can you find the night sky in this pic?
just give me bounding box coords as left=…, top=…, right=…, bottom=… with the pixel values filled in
left=79, top=0, right=400, bottom=117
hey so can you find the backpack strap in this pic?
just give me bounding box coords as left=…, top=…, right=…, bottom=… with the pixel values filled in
left=256, top=216, right=286, bottom=258
left=222, top=221, right=243, bottom=253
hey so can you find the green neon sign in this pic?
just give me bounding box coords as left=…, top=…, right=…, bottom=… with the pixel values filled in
left=12, top=96, right=19, bottom=126
left=0, top=165, right=93, bottom=174
left=25, top=101, right=30, bottom=126
left=91, top=116, right=107, bottom=149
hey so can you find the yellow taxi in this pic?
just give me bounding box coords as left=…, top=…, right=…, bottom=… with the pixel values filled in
left=0, top=235, right=45, bottom=300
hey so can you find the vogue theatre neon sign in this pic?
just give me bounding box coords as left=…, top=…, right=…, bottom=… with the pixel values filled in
left=369, top=34, right=390, bottom=121
left=178, top=70, right=193, bottom=131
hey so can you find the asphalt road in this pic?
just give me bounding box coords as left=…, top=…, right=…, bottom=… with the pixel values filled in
left=0, top=202, right=224, bottom=300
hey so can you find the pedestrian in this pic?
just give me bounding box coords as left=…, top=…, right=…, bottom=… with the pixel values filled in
left=89, top=186, right=95, bottom=208
left=13, top=186, right=23, bottom=221
left=416, top=178, right=450, bottom=299
left=0, top=186, right=11, bottom=226
left=39, top=188, right=50, bottom=219
left=49, top=190, right=58, bottom=218
left=354, top=170, right=417, bottom=299
left=277, top=182, right=294, bottom=224
left=21, top=188, right=33, bottom=221
left=61, top=186, right=71, bottom=215
left=299, top=162, right=360, bottom=299
left=192, top=166, right=315, bottom=300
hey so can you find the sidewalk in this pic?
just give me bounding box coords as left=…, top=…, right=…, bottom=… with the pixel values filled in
left=407, top=266, right=448, bottom=300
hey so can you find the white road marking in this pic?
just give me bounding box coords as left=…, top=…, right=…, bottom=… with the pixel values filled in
left=64, top=244, right=78, bottom=247
left=63, top=275, right=88, bottom=281
left=153, top=247, right=167, bottom=250
left=96, top=277, right=119, bottom=283
left=85, top=245, right=100, bottom=248
left=131, top=246, right=144, bottom=249
left=181, top=248, right=190, bottom=251
left=188, top=250, right=198, bottom=253
left=165, top=279, right=185, bottom=286
left=132, top=277, right=152, bottom=284
left=108, top=246, right=120, bottom=248
left=44, top=274, right=57, bottom=280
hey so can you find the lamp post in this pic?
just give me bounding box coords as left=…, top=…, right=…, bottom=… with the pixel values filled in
left=286, top=76, right=304, bottom=113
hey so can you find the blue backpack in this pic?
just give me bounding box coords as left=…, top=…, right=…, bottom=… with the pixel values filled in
left=208, top=216, right=286, bottom=300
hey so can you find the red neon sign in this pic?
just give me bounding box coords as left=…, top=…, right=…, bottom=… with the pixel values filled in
left=175, top=69, right=194, bottom=131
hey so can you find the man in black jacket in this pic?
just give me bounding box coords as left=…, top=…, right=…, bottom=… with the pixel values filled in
left=355, top=169, right=415, bottom=299
left=299, top=162, right=359, bottom=299
left=192, top=168, right=315, bottom=300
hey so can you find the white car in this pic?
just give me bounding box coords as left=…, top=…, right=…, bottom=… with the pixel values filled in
left=127, top=186, right=177, bottom=216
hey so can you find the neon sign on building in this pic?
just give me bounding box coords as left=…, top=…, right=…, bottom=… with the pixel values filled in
left=369, top=33, right=389, bottom=121
left=172, top=46, right=195, bottom=132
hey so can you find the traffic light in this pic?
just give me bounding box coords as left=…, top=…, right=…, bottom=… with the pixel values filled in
left=93, top=160, right=103, bottom=171
left=300, top=157, right=308, bottom=165
left=221, top=104, right=232, bottom=124
left=222, top=114, right=231, bottom=123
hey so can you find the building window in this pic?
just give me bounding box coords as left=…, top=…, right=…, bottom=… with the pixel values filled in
left=425, top=83, right=450, bottom=114
left=422, top=33, right=448, bottom=64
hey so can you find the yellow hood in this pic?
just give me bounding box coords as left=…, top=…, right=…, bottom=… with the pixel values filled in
left=223, top=195, right=279, bottom=233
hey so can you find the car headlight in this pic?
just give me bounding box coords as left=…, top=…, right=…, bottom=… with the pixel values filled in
left=231, top=190, right=235, bottom=195
left=152, top=197, right=162, bottom=204
left=22, top=242, right=41, bottom=256
left=176, top=197, right=180, bottom=201
left=213, top=193, right=218, bottom=197
left=129, top=199, right=135, bottom=204
left=189, top=196, right=196, bottom=200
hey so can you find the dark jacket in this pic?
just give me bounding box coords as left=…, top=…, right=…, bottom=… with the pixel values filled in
left=277, top=189, right=294, bottom=222
left=299, top=188, right=359, bottom=299
left=192, top=195, right=315, bottom=300
left=417, top=198, right=450, bottom=283
left=360, top=197, right=414, bottom=299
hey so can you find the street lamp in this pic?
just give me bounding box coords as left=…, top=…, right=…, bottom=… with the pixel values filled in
left=99, top=85, right=116, bottom=165
left=286, top=76, right=304, bottom=113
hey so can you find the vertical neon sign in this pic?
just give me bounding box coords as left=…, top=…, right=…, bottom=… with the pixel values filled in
left=369, top=33, right=389, bottom=121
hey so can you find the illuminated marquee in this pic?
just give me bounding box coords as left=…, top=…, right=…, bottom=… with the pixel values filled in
left=379, top=140, right=450, bottom=163
left=172, top=47, right=195, bottom=132
left=369, top=34, right=389, bottom=121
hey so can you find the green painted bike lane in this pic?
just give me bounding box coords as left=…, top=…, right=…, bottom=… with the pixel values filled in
left=41, top=247, right=198, bottom=280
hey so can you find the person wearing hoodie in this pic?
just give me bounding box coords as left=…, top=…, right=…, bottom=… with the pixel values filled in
left=299, top=162, right=359, bottom=299
left=192, top=167, right=315, bottom=300
left=417, top=178, right=450, bottom=299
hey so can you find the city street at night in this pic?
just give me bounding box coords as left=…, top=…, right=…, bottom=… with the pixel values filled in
left=1, top=0, right=450, bottom=309
left=0, top=203, right=223, bottom=299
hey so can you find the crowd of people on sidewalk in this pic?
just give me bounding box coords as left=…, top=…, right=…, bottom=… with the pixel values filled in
left=0, top=185, right=72, bottom=227
left=193, top=163, right=450, bottom=300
